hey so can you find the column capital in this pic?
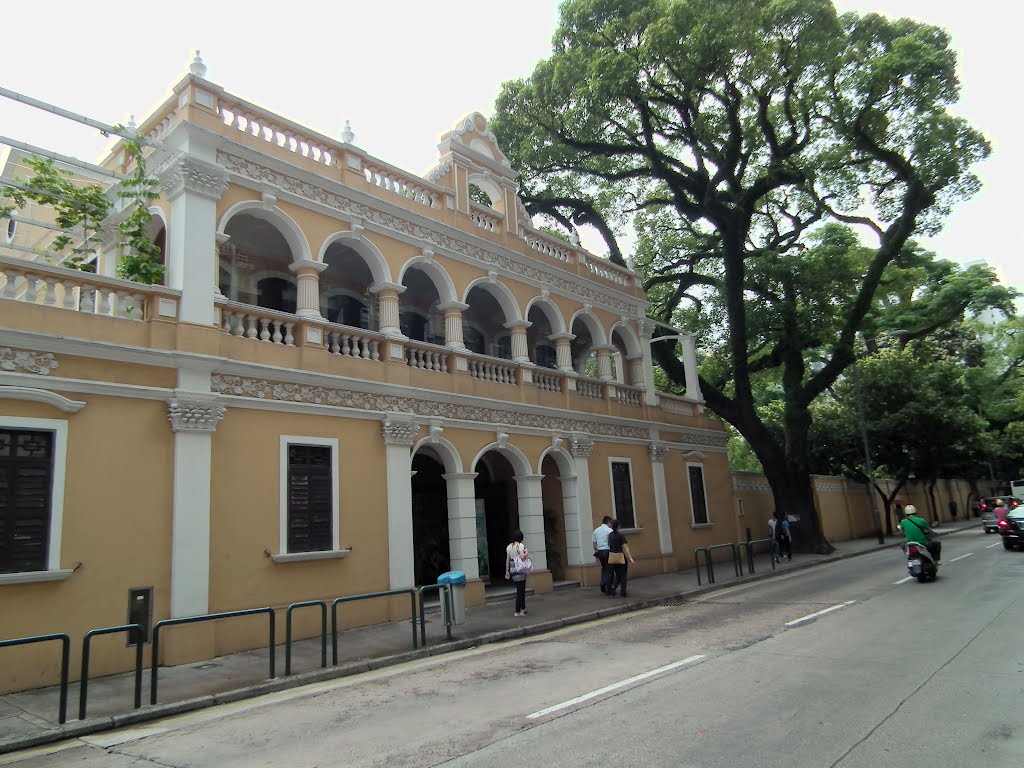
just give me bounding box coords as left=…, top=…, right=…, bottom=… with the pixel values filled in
left=503, top=320, right=532, bottom=331
left=437, top=301, right=470, bottom=313
left=289, top=259, right=328, bottom=275
left=381, top=417, right=420, bottom=446
left=636, top=318, right=656, bottom=340
left=649, top=443, right=670, bottom=463
left=441, top=472, right=479, bottom=482
left=167, top=395, right=225, bottom=432
left=548, top=332, right=576, bottom=343
left=569, top=436, right=595, bottom=458
left=159, top=156, right=229, bottom=202
left=369, top=281, right=407, bottom=296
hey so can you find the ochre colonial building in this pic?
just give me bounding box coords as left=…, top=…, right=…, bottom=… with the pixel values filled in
left=0, top=56, right=736, bottom=693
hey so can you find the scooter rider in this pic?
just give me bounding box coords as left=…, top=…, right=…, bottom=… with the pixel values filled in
left=899, top=505, right=941, bottom=564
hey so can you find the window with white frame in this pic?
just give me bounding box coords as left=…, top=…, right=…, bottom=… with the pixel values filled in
left=609, top=459, right=636, bottom=528
left=0, top=418, right=68, bottom=576
left=687, top=463, right=710, bottom=525
left=280, top=436, right=339, bottom=554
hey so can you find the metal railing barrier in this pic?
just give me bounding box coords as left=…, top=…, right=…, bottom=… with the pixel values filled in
left=331, top=589, right=417, bottom=665
left=743, top=537, right=776, bottom=575
left=693, top=547, right=713, bottom=586
left=0, top=633, right=70, bottom=724
left=699, top=543, right=742, bottom=584
left=285, top=600, right=328, bottom=676
left=79, top=623, right=144, bottom=720
left=150, top=607, right=275, bottom=705
left=417, top=584, right=453, bottom=647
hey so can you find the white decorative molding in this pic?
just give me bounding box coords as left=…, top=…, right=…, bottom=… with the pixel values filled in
left=0, top=387, right=85, bottom=413
left=496, top=432, right=509, bottom=449
left=732, top=474, right=772, bottom=493
left=551, top=434, right=563, bottom=448
left=648, top=443, right=670, bottom=463
left=636, top=318, right=655, bottom=341
left=160, top=157, right=230, bottom=201
left=569, top=436, right=595, bottom=458
left=683, top=450, right=707, bottom=459
left=425, top=160, right=451, bottom=183
left=0, top=348, right=59, bottom=376
left=217, top=152, right=641, bottom=316
left=429, top=422, right=444, bottom=443
left=213, top=375, right=654, bottom=441
left=167, top=397, right=226, bottom=432
left=381, top=417, right=420, bottom=446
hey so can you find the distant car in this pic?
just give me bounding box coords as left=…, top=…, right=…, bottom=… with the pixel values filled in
left=981, top=496, right=1022, bottom=533
left=998, top=504, right=1024, bottom=550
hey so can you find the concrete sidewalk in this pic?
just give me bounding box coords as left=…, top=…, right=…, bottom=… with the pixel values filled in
left=0, top=519, right=980, bottom=753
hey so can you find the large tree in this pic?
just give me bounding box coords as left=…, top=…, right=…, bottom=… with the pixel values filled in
left=492, top=0, right=990, bottom=551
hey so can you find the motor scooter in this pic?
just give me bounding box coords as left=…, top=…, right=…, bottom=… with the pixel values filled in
left=904, top=541, right=938, bottom=582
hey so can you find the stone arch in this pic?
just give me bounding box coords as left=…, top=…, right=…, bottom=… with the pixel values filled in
left=569, top=309, right=608, bottom=346
left=537, top=444, right=583, bottom=574
left=397, top=256, right=458, bottom=306
left=317, top=231, right=391, bottom=285
left=217, top=200, right=312, bottom=264
left=462, top=276, right=523, bottom=324
left=609, top=321, right=643, bottom=358
left=470, top=440, right=531, bottom=477
left=411, top=435, right=464, bottom=474
left=537, top=445, right=576, bottom=476
left=466, top=173, right=504, bottom=213
left=525, top=296, right=567, bottom=335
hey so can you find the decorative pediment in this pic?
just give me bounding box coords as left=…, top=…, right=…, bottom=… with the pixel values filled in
left=437, top=112, right=513, bottom=175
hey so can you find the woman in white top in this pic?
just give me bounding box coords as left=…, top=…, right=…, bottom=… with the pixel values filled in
left=505, top=529, right=528, bottom=617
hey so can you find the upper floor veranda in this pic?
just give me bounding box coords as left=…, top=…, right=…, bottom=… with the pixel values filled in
left=0, top=56, right=708, bottom=428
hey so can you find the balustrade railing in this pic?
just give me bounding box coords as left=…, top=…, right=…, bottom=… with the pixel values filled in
left=219, top=301, right=297, bottom=345
left=658, top=392, right=698, bottom=416
left=324, top=325, right=381, bottom=361
left=578, top=252, right=632, bottom=286
left=532, top=369, right=563, bottom=393
left=577, top=378, right=604, bottom=400
left=467, top=355, right=517, bottom=385
left=0, top=255, right=175, bottom=321
left=523, top=228, right=574, bottom=263
left=469, top=204, right=500, bottom=233
left=405, top=341, right=449, bottom=372
left=363, top=162, right=440, bottom=208
left=218, top=98, right=336, bottom=168
left=616, top=385, right=643, bottom=407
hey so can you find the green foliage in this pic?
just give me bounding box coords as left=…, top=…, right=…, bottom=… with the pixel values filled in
left=1, top=156, right=110, bottom=269
left=1, top=127, right=164, bottom=285
left=467, top=183, right=493, bottom=207
left=493, top=0, right=995, bottom=547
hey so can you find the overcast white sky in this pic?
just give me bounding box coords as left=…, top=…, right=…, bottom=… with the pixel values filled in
left=1, top=1, right=1018, bottom=294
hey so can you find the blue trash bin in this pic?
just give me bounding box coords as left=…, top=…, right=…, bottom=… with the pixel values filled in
left=437, top=571, right=467, bottom=625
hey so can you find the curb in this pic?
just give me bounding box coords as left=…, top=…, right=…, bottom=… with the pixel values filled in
left=0, top=523, right=979, bottom=755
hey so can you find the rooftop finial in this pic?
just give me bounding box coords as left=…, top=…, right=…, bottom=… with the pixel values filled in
left=190, top=49, right=208, bottom=77
left=127, top=114, right=137, bottom=131
left=340, top=120, right=354, bottom=144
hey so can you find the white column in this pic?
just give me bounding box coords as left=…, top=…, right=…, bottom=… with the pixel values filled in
left=551, top=332, right=575, bottom=372
left=161, top=156, right=229, bottom=325
left=681, top=333, right=703, bottom=401
left=569, top=436, right=595, bottom=563
left=370, top=282, right=406, bottom=337
left=382, top=417, right=420, bottom=589
left=289, top=259, right=328, bottom=319
left=514, top=474, right=548, bottom=572
left=438, top=301, right=469, bottom=349
left=637, top=319, right=659, bottom=406
left=505, top=320, right=532, bottom=363
left=443, top=473, right=481, bottom=580
left=627, top=355, right=645, bottom=388
left=560, top=474, right=584, bottom=567
left=596, top=346, right=614, bottom=381
left=649, top=443, right=674, bottom=555
left=167, top=385, right=225, bottom=618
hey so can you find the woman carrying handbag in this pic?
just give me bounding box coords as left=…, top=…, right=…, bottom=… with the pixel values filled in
left=606, top=519, right=635, bottom=597
left=505, top=529, right=532, bottom=616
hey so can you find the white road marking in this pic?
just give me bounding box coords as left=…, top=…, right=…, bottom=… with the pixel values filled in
left=986, top=541, right=1002, bottom=549
left=526, top=655, right=706, bottom=720
left=785, top=600, right=856, bottom=628
left=894, top=576, right=913, bottom=584
left=949, top=552, right=974, bottom=563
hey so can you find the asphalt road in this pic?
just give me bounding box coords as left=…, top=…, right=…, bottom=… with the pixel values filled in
left=4, top=529, right=1021, bottom=767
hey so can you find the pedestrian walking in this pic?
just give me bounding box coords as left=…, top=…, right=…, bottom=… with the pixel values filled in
left=592, top=515, right=613, bottom=593
left=775, top=514, right=792, bottom=561
left=768, top=516, right=780, bottom=563
left=505, top=530, right=530, bottom=617
left=606, top=519, right=635, bottom=597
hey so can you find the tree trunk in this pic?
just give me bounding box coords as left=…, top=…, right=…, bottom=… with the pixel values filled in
left=756, top=449, right=834, bottom=554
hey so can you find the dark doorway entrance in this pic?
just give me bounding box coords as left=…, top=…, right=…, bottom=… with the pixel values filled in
left=541, top=455, right=567, bottom=580
left=474, top=453, right=519, bottom=584
left=411, top=452, right=449, bottom=586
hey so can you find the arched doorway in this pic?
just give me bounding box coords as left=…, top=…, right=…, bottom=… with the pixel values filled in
left=541, top=455, right=568, bottom=580
left=474, top=452, right=519, bottom=584
left=411, top=452, right=449, bottom=586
